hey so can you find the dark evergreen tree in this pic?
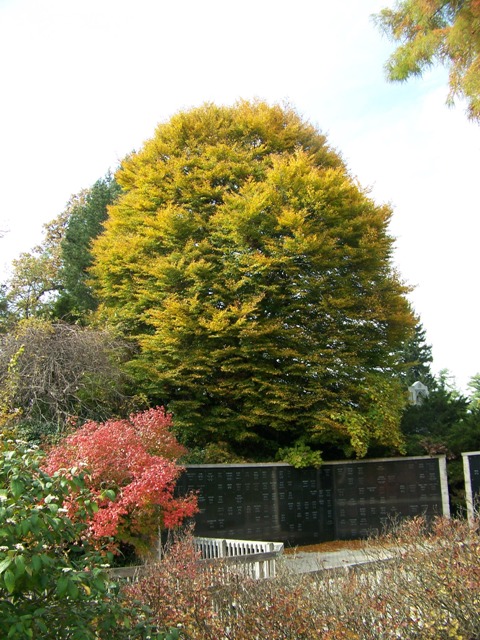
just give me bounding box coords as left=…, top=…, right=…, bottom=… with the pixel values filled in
left=400, top=370, right=480, bottom=514
left=1, top=173, right=120, bottom=326
left=399, top=321, right=435, bottom=387
left=54, top=173, right=121, bottom=321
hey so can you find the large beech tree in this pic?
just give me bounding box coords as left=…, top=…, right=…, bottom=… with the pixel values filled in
left=91, top=101, right=415, bottom=460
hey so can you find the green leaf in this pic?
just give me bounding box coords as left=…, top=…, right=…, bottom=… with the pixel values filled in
left=10, top=478, right=24, bottom=499
left=70, top=476, right=85, bottom=490
left=31, top=555, right=42, bottom=573
left=4, top=568, right=16, bottom=593
left=20, top=519, right=30, bottom=536
left=92, top=576, right=106, bottom=593
left=102, top=489, right=116, bottom=501
left=67, top=580, right=79, bottom=600
left=39, top=554, right=54, bottom=568
left=33, top=617, right=48, bottom=635
left=56, top=575, right=69, bottom=597
left=0, top=555, right=13, bottom=574
left=14, top=554, right=25, bottom=577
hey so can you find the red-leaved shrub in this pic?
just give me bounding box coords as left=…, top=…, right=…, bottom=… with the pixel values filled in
left=44, top=408, right=197, bottom=554
left=124, top=516, right=480, bottom=639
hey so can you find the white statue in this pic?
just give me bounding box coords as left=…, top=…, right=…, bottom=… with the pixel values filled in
left=408, top=380, right=429, bottom=405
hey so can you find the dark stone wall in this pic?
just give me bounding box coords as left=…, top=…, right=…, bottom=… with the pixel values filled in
left=176, top=456, right=448, bottom=546
left=466, top=454, right=480, bottom=499
left=464, top=452, right=480, bottom=522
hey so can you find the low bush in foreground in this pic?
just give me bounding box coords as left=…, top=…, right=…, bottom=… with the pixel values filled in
left=125, top=516, right=480, bottom=639
left=0, top=439, right=169, bottom=639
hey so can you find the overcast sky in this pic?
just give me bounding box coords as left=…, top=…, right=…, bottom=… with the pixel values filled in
left=1, top=0, right=479, bottom=392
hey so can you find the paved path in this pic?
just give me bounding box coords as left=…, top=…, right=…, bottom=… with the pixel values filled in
left=282, top=547, right=398, bottom=574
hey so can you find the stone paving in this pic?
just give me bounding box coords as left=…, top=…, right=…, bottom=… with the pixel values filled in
left=282, top=546, right=398, bottom=574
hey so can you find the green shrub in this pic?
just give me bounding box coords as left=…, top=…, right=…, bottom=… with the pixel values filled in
left=0, top=438, right=159, bottom=639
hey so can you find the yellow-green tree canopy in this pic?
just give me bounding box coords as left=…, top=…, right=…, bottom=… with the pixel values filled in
left=374, top=0, right=480, bottom=121
left=91, top=101, right=415, bottom=461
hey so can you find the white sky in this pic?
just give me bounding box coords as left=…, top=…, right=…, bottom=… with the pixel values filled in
left=1, top=0, right=479, bottom=393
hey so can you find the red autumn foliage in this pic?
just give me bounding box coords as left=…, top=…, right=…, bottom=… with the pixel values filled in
left=44, top=408, right=197, bottom=553
left=125, top=516, right=480, bottom=639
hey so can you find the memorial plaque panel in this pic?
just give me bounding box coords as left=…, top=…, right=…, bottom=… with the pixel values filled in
left=176, top=457, right=447, bottom=546
left=276, top=466, right=335, bottom=544
left=467, top=454, right=480, bottom=499
left=332, top=457, right=445, bottom=539
left=462, top=452, right=480, bottom=522
left=176, top=465, right=283, bottom=541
